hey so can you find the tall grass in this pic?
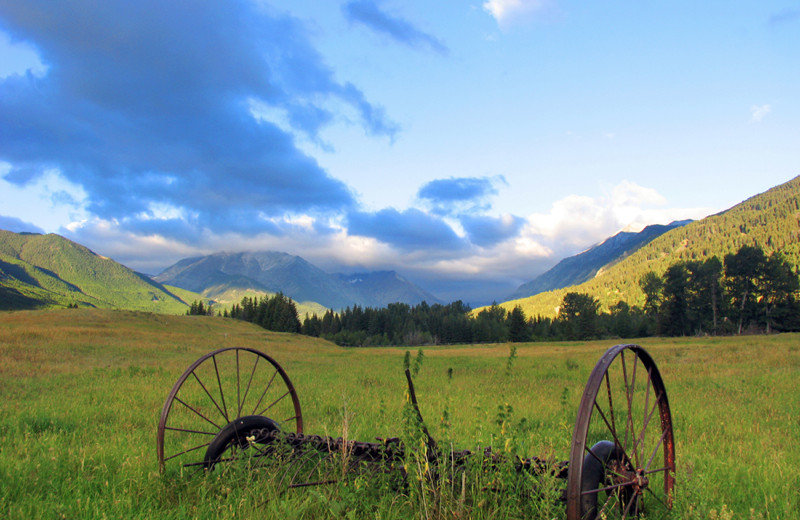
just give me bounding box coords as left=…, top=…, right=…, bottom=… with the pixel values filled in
left=0, top=309, right=798, bottom=518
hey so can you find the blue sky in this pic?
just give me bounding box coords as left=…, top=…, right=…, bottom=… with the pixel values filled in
left=1, top=0, right=799, bottom=305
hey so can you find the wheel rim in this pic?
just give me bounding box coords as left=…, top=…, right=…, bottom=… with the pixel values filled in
left=566, top=344, right=675, bottom=520
left=157, top=347, right=303, bottom=474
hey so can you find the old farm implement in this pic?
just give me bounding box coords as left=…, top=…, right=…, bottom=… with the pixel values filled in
left=157, top=344, right=675, bottom=520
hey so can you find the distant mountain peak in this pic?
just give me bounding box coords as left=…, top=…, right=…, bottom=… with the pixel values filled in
left=156, top=253, right=439, bottom=310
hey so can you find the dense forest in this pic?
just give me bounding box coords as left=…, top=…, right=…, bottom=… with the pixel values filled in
left=217, top=244, right=800, bottom=345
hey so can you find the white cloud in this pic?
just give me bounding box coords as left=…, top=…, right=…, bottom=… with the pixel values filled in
left=483, top=0, right=547, bottom=25
left=750, top=104, right=771, bottom=123
left=519, top=180, right=713, bottom=257
left=0, top=164, right=88, bottom=232
left=0, top=31, right=49, bottom=78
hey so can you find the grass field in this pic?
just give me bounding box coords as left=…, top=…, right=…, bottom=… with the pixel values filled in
left=1, top=309, right=798, bottom=519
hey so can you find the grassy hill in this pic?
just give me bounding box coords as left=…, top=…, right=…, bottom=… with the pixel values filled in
left=497, top=175, right=800, bottom=317
left=0, top=230, right=196, bottom=313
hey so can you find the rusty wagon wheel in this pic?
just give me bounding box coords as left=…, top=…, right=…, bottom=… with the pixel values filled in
left=157, top=347, right=303, bottom=474
left=566, top=344, right=675, bottom=520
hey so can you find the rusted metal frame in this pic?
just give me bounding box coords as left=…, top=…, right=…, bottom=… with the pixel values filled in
left=161, top=343, right=674, bottom=519
left=279, top=446, right=330, bottom=488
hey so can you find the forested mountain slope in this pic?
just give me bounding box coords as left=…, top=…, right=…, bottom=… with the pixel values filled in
left=0, top=230, right=193, bottom=312
left=499, top=175, right=800, bottom=318
left=509, top=220, right=690, bottom=300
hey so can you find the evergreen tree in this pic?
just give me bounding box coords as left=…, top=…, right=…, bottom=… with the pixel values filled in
left=759, top=252, right=800, bottom=332
left=506, top=306, right=530, bottom=342
left=558, top=292, right=600, bottom=340
left=659, top=263, right=690, bottom=336
left=724, top=245, right=766, bottom=334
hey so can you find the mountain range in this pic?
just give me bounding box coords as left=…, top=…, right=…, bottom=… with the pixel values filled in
left=153, top=251, right=441, bottom=310
left=3, top=176, right=800, bottom=315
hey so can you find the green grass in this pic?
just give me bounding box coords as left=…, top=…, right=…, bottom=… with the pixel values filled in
left=0, top=309, right=797, bottom=518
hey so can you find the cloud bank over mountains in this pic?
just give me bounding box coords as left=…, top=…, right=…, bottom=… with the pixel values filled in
left=0, top=0, right=716, bottom=303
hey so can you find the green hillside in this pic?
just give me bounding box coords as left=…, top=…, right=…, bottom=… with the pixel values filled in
left=499, top=175, right=800, bottom=318
left=0, top=230, right=196, bottom=313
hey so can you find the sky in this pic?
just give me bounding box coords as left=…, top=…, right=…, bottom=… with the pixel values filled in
left=1, top=0, right=799, bottom=306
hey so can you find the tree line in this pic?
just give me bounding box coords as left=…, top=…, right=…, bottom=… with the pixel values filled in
left=189, top=293, right=302, bottom=333
left=520, top=244, right=800, bottom=342
left=205, top=244, right=799, bottom=345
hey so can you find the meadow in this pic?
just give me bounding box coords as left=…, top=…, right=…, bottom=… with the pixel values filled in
left=0, top=309, right=797, bottom=519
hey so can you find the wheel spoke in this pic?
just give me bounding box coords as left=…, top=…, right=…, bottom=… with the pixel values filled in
left=638, top=366, right=653, bottom=465
left=212, top=355, right=229, bottom=423
left=620, top=489, right=639, bottom=519
left=580, top=479, right=634, bottom=496
left=191, top=370, right=228, bottom=424
left=251, top=368, right=279, bottom=416
left=620, top=351, right=634, bottom=459
left=644, top=465, right=672, bottom=476
left=165, top=426, right=217, bottom=436
left=236, top=349, right=241, bottom=419
left=240, top=354, right=261, bottom=418
left=258, top=389, right=291, bottom=416
left=604, top=371, right=618, bottom=445
left=631, top=388, right=662, bottom=468
left=164, top=441, right=213, bottom=462
left=282, top=414, right=301, bottom=425
left=592, top=400, right=626, bottom=455
left=174, top=396, right=221, bottom=430
left=595, top=490, right=617, bottom=520
left=628, top=354, right=639, bottom=468
left=645, top=425, right=670, bottom=472
left=643, top=485, right=670, bottom=508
